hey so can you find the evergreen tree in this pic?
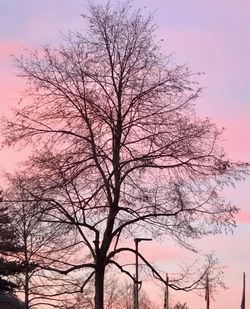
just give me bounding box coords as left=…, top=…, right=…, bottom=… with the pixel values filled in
left=0, top=202, right=24, bottom=292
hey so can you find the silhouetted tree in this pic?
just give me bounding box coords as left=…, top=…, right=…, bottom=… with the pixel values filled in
left=61, top=277, right=157, bottom=309
left=173, top=302, right=188, bottom=309
left=6, top=198, right=52, bottom=308
left=2, top=1, right=248, bottom=308
left=2, top=186, right=80, bottom=308
left=0, top=200, right=24, bottom=293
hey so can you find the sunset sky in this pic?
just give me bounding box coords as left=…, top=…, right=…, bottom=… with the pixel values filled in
left=0, top=0, right=250, bottom=308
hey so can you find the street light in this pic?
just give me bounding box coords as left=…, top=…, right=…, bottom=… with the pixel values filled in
left=134, top=238, right=152, bottom=309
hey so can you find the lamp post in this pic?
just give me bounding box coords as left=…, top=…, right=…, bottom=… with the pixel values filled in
left=134, top=238, right=152, bottom=309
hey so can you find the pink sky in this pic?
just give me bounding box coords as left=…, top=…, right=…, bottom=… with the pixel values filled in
left=1, top=1, right=250, bottom=308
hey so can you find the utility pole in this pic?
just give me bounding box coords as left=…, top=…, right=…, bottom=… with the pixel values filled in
left=205, top=273, right=210, bottom=309
left=241, top=272, right=246, bottom=309
left=164, top=273, right=169, bottom=309
left=134, top=238, right=152, bottom=309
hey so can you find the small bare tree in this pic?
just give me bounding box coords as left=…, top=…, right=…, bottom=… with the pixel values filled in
left=3, top=183, right=88, bottom=308
left=2, top=1, right=248, bottom=308
left=173, top=302, right=188, bottom=309
left=60, top=276, right=157, bottom=309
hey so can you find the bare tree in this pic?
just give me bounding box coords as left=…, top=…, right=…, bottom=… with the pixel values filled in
left=1, top=1, right=248, bottom=308
left=1, top=191, right=56, bottom=308
left=3, top=184, right=89, bottom=309
left=172, top=302, right=189, bottom=309
left=60, top=276, right=158, bottom=309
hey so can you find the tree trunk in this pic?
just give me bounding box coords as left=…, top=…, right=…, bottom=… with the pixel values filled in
left=24, top=268, right=29, bottom=309
left=94, top=263, right=105, bottom=309
left=23, top=233, right=29, bottom=309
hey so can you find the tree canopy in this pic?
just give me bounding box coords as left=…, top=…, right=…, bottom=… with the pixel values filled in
left=1, top=1, right=248, bottom=308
